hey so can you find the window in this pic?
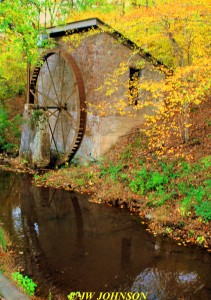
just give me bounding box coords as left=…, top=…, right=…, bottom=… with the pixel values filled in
left=129, top=68, right=142, bottom=105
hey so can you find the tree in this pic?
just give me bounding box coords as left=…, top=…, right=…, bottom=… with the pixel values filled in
left=0, top=0, right=210, bottom=155
left=0, top=0, right=40, bottom=99
left=0, top=0, right=52, bottom=152
left=137, top=0, right=211, bottom=153
left=66, top=0, right=211, bottom=154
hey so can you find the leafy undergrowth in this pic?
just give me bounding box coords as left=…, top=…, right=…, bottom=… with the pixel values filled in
left=0, top=225, right=19, bottom=294
left=0, top=95, right=24, bottom=156
left=33, top=99, right=211, bottom=251
left=0, top=225, right=14, bottom=276
left=0, top=223, right=41, bottom=300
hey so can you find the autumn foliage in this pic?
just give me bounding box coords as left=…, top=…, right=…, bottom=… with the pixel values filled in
left=61, top=1, right=211, bottom=157
left=0, top=0, right=211, bottom=156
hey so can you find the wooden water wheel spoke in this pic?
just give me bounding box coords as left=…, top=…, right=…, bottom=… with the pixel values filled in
left=30, top=49, right=86, bottom=166
left=46, top=60, right=61, bottom=105
left=60, top=111, right=66, bottom=151
left=48, top=123, right=60, bottom=155
left=62, top=109, right=77, bottom=129
left=64, top=120, right=74, bottom=151
left=48, top=109, right=59, bottom=119
left=33, top=87, right=58, bottom=108
left=30, top=88, right=49, bottom=108
left=47, top=52, right=61, bottom=94
left=60, top=109, right=77, bottom=151
left=63, top=83, right=78, bottom=106
left=39, top=63, right=48, bottom=107
left=59, top=58, right=66, bottom=105
left=50, top=111, right=61, bottom=146
left=39, top=53, right=61, bottom=106
left=40, top=64, right=45, bottom=101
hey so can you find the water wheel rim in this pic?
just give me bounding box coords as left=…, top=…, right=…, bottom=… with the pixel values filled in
left=29, top=49, right=86, bottom=166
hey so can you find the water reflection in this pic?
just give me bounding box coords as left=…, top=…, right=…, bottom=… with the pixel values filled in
left=0, top=171, right=211, bottom=300
left=12, top=207, right=22, bottom=233
left=132, top=269, right=203, bottom=299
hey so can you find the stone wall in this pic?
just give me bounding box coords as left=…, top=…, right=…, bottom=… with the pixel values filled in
left=58, top=32, right=164, bottom=161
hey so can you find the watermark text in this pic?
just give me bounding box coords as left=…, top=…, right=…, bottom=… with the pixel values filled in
left=68, top=292, right=148, bottom=300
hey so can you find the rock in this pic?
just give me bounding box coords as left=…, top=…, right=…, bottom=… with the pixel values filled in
left=145, top=213, right=153, bottom=220
left=19, top=104, right=50, bottom=167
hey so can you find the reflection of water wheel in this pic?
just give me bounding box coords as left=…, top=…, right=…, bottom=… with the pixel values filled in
left=29, top=49, right=86, bottom=166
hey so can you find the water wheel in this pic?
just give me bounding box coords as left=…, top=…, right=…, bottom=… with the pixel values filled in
left=29, top=49, right=86, bottom=166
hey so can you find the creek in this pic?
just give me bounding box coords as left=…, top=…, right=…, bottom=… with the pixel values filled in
left=0, top=171, right=211, bottom=300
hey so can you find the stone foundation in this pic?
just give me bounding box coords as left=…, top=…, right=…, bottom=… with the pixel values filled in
left=19, top=104, right=50, bottom=167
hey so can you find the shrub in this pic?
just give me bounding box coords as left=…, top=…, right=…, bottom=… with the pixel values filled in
left=158, top=161, right=178, bottom=179
left=0, top=227, right=6, bottom=251
left=200, top=156, right=211, bottom=169
left=147, top=189, right=174, bottom=207
left=12, top=272, right=37, bottom=296
left=129, top=168, right=169, bottom=195
left=100, top=162, right=123, bottom=181
left=129, top=167, right=148, bottom=195
left=0, top=105, right=21, bottom=153
left=195, top=201, right=211, bottom=222
left=145, top=171, right=169, bottom=191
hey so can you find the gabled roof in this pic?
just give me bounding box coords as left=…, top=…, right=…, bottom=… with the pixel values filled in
left=46, top=18, right=168, bottom=71
left=47, top=18, right=104, bottom=37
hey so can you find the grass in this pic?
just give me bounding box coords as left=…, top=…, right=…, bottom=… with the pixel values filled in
left=12, top=272, right=37, bottom=296
left=0, top=223, right=39, bottom=298
left=0, top=227, right=6, bottom=251
left=0, top=224, right=14, bottom=278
